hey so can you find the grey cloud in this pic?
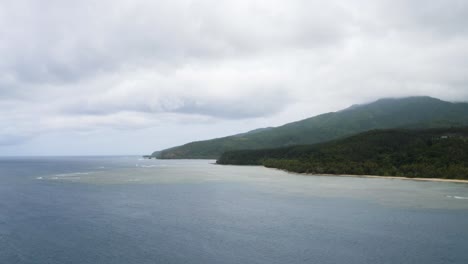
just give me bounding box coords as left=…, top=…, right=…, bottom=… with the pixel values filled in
left=1, top=0, right=468, bottom=153
left=193, top=0, right=354, bottom=52
left=169, top=91, right=292, bottom=119
left=405, top=0, right=468, bottom=34
left=61, top=80, right=293, bottom=119
left=364, top=0, right=468, bottom=37
left=0, top=0, right=355, bottom=89
left=0, top=134, right=32, bottom=146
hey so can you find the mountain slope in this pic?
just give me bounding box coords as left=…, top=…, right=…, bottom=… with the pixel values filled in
left=216, top=127, right=468, bottom=180
left=154, top=96, right=468, bottom=159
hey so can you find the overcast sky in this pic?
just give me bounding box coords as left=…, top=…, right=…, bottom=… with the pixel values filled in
left=1, top=0, right=468, bottom=155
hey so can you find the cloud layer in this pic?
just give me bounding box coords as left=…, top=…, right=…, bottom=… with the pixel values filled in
left=1, top=0, right=468, bottom=153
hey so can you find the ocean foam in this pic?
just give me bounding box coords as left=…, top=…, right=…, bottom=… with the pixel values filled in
left=140, top=165, right=159, bottom=168
left=127, top=179, right=141, bottom=182
left=446, top=195, right=468, bottom=200
left=55, top=172, right=92, bottom=177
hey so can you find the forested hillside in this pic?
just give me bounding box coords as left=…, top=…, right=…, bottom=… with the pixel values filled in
left=154, top=97, right=468, bottom=159
left=217, top=128, right=468, bottom=180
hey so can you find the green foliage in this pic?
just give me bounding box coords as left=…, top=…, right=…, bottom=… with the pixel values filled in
left=155, top=96, right=468, bottom=159
left=217, top=128, right=468, bottom=180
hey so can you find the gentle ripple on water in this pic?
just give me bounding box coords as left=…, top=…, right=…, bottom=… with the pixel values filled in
left=1, top=157, right=468, bottom=264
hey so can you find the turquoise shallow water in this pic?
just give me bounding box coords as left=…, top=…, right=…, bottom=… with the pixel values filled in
left=1, top=157, right=468, bottom=263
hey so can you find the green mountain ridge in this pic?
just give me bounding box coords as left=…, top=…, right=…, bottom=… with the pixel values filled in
left=216, top=127, right=468, bottom=180
left=153, top=96, right=468, bottom=159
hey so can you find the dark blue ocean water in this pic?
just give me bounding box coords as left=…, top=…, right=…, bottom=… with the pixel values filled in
left=1, top=157, right=468, bottom=264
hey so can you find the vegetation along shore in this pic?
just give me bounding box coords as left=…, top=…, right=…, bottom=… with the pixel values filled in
left=216, top=128, right=468, bottom=181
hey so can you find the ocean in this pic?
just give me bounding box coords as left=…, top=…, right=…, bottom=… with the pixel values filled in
left=1, top=156, right=467, bottom=264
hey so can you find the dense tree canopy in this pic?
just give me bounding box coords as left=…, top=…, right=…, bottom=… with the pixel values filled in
left=217, top=128, right=468, bottom=180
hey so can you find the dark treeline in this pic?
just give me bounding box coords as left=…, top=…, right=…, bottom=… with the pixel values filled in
left=216, top=128, right=468, bottom=180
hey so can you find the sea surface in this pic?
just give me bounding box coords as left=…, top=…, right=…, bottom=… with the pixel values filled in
left=1, top=156, right=468, bottom=264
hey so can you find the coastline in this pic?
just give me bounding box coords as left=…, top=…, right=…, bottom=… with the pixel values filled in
left=265, top=167, right=468, bottom=184
left=318, top=173, right=468, bottom=184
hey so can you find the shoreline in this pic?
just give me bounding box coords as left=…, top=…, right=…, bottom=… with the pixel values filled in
left=264, top=167, right=468, bottom=184
left=315, top=173, right=468, bottom=183
left=217, top=163, right=468, bottom=183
